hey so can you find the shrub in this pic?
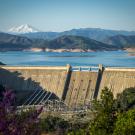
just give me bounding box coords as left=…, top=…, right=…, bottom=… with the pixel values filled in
left=0, top=89, right=42, bottom=135
left=40, top=115, right=69, bottom=133
left=113, top=109, right=135, bottom=135
left=115, top=87, right=135, bottom=112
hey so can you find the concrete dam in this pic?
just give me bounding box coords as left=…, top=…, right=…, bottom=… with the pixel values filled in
left=0, top=65, right=135, bottom=107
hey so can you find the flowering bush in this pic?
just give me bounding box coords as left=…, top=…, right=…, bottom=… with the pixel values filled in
left=0, top=89, right=43, bottom=135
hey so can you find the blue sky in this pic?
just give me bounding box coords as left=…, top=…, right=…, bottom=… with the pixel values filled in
left=0, top=0, right=135, bottom=32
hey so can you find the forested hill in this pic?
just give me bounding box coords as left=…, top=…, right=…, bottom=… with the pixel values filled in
left=0, top=32, right=32, bottom=51
left=45, top=35, right=118, bottom=51
left=0, top=32, right=120, bottom=51
left=104, top=35, right=135, bottom=48
left=0, top=61, right=5, bottom=65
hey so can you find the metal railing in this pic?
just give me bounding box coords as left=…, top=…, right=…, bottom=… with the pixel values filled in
left=71, top=66, right=99, bottom=72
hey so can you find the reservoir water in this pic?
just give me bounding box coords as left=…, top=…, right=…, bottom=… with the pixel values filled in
left=0, top=50, right=135, bottom=67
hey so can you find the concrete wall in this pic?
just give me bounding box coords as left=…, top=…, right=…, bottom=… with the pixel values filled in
left=65, top=71, right=98, bottom=107
left=1, top=65, right=135, bottom=107
left=98, top=68, right=135, bottom=98
left=0, top=66, right=68, bottom=99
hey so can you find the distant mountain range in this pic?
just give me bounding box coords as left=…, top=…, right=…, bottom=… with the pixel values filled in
left=6, top=24, right=135, bottom=42
left=0, top=32, right=118, bottom=51
left=0, top=25, right=135, bottom=52
left=60, top=28, right=135, bottom=42
left=20, top=27, right=135, bottom=42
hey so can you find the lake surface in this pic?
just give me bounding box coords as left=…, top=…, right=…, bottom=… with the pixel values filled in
left=0, top=50, right=135, bottom=67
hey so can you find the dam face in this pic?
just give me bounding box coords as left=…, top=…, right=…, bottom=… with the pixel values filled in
left=0, top=65, right=135, bottom=106
left=0, top=66, right=68, bottom=101
left=65, top=71, right=98, bottom=107
left=98, top=68, right=135, bottom=98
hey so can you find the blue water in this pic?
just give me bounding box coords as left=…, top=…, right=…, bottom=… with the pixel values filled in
left=0, top=50, right=135, bottom=67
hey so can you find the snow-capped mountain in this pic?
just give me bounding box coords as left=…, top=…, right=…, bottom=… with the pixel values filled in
left=8, top=24, right=40, bottom=34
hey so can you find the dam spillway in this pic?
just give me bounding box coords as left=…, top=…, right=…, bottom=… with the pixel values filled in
left=0, top=65, right=135, bottom=107
left=64, top=71, right=98, bottom=108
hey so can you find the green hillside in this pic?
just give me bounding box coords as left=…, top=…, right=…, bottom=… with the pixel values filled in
left=0, top=33, right=118, bottom=51
left=45, top=35, right=118, bottom=51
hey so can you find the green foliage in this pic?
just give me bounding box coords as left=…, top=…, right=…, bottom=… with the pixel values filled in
left=115, top=87, right=135, bottom=112
left=39, top=115, right=69, bottom=133
left=67, top=121, right=89, bottom=135
left=67, top=129, right=87, bottom=135
left=113, top=109, right=135, bottom=135
left=92, top=87, right=114, bottom=113
left=89, top=87, right=135, bottom=135
left=2, top=86, right=135, bottom=135
left=89, top=87, right=116, bottom=135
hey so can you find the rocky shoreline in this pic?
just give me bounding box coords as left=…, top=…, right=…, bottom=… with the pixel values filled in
left=125, top=48, right=135, bottom=56
left=24, top=48, right=94, bottom=52
left=0, top=47, right=129, bottom=53
left=125, top=48, right=135, bottom=52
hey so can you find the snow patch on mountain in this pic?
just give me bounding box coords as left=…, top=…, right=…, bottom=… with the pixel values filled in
left=8, top=24, right=40, bottom=34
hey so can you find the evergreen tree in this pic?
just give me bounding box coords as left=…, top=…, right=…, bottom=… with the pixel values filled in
left=113, top=109, right=135, bottom=135
left=89, top=87, right=116, bottom=135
